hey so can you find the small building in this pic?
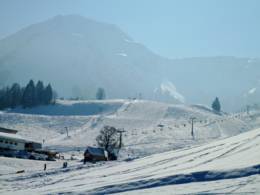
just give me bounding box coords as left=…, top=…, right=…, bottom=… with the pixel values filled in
left=0, top=132, right=42, bottom=151
left=84, top=146, right=108, bottom=162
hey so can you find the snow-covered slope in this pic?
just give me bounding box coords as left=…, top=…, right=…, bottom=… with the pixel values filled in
left=0, top=99, right=257, bottom=158
left=1, top=126, right=259, bottom=194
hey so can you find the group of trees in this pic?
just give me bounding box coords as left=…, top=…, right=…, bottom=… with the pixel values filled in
left=0, top=80, right=55, bottom=110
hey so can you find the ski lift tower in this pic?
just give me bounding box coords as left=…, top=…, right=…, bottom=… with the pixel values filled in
left=190, top=117, right=196, bottom=139
left=117, top=129, right=126, bottom=149
left=65, top=126, right=69, bottom=137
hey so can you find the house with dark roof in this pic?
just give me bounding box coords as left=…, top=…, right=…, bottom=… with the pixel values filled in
left=83, top=146, right=108, bottom=162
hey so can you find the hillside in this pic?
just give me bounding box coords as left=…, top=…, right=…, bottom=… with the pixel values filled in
left=0, top=15, right=260, bottom=110
left=1, top=125, right=259, bottom=194
left=0, top=99, right=258, bottom=158
left=0, top=15, right=165, bottom=101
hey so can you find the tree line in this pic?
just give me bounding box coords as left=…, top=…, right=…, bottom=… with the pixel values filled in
left=0, top=80, right=55, bottom=110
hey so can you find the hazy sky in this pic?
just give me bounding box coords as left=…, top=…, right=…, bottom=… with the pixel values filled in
left=0, top=0, right=259, bottom=58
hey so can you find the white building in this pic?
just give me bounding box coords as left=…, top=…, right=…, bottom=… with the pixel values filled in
left=0, top=132, right=42, bottom=151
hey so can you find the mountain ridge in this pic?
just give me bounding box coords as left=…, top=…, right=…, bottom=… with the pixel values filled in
left=0, top=14, right=259, bottom=111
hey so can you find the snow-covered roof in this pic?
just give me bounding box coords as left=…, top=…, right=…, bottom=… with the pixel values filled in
left=85, top=146, right=105, bottom=157
left=0, top=132, right=40, bottom=144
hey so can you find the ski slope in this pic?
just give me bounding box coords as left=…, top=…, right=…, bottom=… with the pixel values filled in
left=0, top=99, right=256, bottom=158
left=1, top=127, right=259, bottom=194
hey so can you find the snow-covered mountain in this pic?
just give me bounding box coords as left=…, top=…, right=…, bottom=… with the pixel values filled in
left=168, top=57, right=260, bottom=111
left=0, top=15, right=260, bottom=111
left=0, top=15, right=166, bottom=101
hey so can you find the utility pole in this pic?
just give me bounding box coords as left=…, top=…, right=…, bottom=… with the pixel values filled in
left=190, top=117, right=196, bottom=139
left=65, top=127, right=69, bottom=137
left=246, top=105, right=250, bottom=115
left=117, top=129, right=126, bottom=149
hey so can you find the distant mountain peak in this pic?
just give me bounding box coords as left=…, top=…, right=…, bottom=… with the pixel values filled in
left=0, top=15, right=260, bottom=111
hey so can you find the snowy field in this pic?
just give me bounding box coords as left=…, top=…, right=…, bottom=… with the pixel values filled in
left=0, top=99, right=256, bottom=158
left=0, top=99, right=260, bottom=194
left=1, top=127, right=259, bottom=194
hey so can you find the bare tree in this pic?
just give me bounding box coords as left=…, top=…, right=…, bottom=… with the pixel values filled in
left=96, top=126, right=120, bottom=153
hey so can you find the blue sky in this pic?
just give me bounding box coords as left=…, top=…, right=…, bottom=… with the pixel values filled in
left=0, top=0, right=259, bottom=58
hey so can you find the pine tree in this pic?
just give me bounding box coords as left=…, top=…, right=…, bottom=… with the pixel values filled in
left=96, top=88, right=106, bottom=100
left=43, top=84, right=53, bottom=104
left=21, top=80, right=36, bottom=108
left=35, top=80, right=45, bottom=105
left=10, top=83, right=22, bottom=108
left=0, top=87, right=11, bottom=109
left=0, top=88, right=5, bottom=109
left=212, top=97, right=221, bottom=112
left=4, top=87, right=12, bottom=108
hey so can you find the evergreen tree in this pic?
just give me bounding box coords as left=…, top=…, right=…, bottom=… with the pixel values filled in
left=21, top=80, right=36, bottom=108
left=96, top=87, right=106, bottom=100
left=0, top=88, right=5, bottom=109
left=10, top=83, right=22, bottom=108
left=0, top=87, right=11, bottom=109
left=4, top=87, right=12, bottom=108
left=35, top=80, right=45, bottom=105
left=212, top=97, right=221, bottom=112
left=43, top=84, right=53, bottom=104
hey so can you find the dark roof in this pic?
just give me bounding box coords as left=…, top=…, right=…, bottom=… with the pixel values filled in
left=85, top=146, right=105, bottom=157
left=0, top=127, right=18, bottom=134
